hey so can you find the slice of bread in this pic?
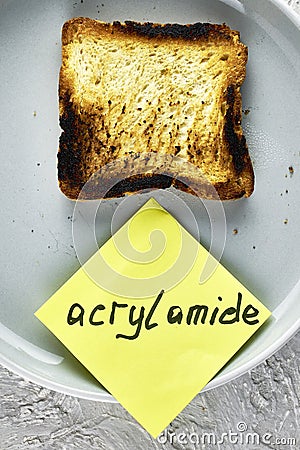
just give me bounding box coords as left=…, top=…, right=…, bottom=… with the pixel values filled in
left=58, top=17, right=254, bottom=200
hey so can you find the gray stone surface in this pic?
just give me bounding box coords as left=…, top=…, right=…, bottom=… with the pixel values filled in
left=1, top=331, right=299, bottom=449
left=1, top=1, right=300, bottom=449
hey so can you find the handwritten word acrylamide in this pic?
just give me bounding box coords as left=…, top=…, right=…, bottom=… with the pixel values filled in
left=67, top=290, right=260, bottom=340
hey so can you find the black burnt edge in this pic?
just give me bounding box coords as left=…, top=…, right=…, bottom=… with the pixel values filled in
left=57, top=93, right=84, bottom=190
left=224, top=85, right=247, bottom=174
left=93, top=173, right=217, bottom=199
left=112, top=21, right=231, bottom=41
left=103, top=174, right=173, bottom=198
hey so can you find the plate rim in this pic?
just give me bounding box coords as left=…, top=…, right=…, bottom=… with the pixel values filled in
left=1, top=0, right=300, bottom=401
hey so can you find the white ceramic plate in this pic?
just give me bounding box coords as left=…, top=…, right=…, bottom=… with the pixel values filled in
left=1, top=0, right=300, bottom=401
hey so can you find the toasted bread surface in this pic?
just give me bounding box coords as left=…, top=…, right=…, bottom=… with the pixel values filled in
left=58, top=17, right=254, bottom=200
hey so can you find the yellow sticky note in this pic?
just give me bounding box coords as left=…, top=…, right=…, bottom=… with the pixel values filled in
left=35, top=198, right=271, bottom=437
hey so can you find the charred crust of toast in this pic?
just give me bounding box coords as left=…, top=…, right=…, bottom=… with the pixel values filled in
left=82, top=173, right=218, bottom=199
left=111, top=21, right=234, bottom=41
left=58, top=94, right=84, bottom=190
left=78, top=172, right=245, bottom=201
left=63, top=18, right=240, bottom=45
left=103, top=174, right=173, bottom=198
left=224, top=85, right=247, bottom=173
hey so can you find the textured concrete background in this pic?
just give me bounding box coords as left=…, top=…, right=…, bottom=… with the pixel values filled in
left=1, top=1, right=300, bottom=449
left=1, top=332, right=299, bottom=449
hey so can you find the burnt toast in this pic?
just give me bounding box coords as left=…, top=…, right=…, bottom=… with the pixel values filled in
left=58, top=17, right=254, bottom=200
